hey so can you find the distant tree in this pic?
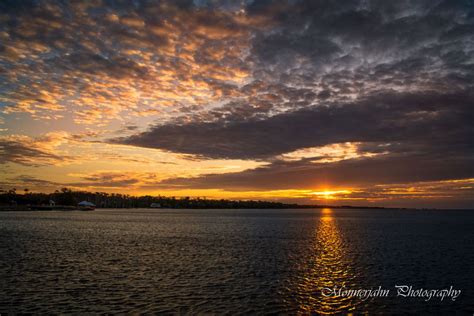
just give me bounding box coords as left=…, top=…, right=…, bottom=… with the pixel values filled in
left=56, top=187, right=76, bottom=205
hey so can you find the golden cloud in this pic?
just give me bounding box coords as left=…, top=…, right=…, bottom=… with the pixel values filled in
left=0, top=2, right=275, bottom=126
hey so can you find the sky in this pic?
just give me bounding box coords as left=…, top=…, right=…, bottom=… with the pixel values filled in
left=0, top=0, right=473, bottom=208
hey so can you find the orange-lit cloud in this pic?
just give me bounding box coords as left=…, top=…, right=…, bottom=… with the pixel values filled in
left=279, top=142, right=386, bottom=163
left=0, top=1, right=276, bottom=126
left=0, top=132, right=74, bottom=166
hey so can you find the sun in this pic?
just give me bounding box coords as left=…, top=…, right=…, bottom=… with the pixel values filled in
left=309, top=190, right=351, bottom=200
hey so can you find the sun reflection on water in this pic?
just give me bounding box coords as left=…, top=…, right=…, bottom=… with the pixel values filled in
left=297, top=208, right=359, bottom=314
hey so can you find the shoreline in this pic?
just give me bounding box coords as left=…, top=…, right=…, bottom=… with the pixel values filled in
left=1, top=206, right=470, bottom=212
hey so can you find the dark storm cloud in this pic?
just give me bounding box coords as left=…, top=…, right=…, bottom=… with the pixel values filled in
left=155, top=153, right=474, bottom=190
left=117, top=90, right=474, bottom=159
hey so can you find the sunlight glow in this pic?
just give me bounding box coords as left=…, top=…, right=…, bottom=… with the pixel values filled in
left=309, top=190, right=352, bottom=199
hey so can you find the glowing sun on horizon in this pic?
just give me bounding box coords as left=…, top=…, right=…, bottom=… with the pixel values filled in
left=309, top=190, right=352, bottom=200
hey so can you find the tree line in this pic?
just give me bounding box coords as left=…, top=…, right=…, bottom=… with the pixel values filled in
left=0, top=188, right=302, bottom=209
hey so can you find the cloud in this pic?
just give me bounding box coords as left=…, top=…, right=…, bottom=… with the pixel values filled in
left=116, top=90, right=474, bottom=160
left=3, top=175, right=60, bottom=186
left=69, top=172, right=148, bottom=189
left=2, top=0, right=472, bottom=129
left=278, top=142, right=384, bottom=163
left=0, top=175, right=62, bottom=192
left=0, top=1, right=275, bottom=125
left=155, top=153, right=474, bottom=191
left=0, top=132, right=74, bottom=166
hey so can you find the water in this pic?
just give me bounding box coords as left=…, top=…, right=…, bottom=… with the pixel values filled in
left=0, top=208, right=473, bottom=314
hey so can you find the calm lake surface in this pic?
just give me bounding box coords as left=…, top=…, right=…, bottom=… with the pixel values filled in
left=0, top=208, right=473, bottom=314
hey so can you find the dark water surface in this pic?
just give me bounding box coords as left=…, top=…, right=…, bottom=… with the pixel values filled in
left=0, top=208, right=473, bottom=314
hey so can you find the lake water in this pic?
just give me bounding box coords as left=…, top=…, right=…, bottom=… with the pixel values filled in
left=0, top=208, right=473, bottom=314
